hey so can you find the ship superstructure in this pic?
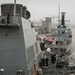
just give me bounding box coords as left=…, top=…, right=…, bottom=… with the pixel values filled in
left=0, top=3, right=41, bottom=75
left=45, top=12, right=72, bottom=55
left=44, top=12, right=72, bottom=75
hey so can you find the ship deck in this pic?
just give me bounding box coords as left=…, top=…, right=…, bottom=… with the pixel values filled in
left=42, top=53, right=70, bottom=75
left=45, top=43, right=71, bottom=51
left=45, top=43, right=71, bottom=49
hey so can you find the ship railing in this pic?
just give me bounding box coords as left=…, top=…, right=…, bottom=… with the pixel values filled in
left=0, top=15, right=21, bottom=28
left=45, top=43, right=71, bottom=48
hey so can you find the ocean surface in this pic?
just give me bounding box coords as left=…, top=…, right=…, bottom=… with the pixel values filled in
left=69, top=26, right=75, bottom=63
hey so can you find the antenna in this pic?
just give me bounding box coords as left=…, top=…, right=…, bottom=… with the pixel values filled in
left=14, top=0, right=16, bottom=24
left=58, top=4, right=60, bottom=25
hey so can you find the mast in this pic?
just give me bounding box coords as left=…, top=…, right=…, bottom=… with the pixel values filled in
left=14, top=0, right=16, bottom=24
left=58, top=4, right=60, bottom=25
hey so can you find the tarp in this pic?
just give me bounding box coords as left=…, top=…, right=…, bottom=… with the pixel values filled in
left=47, top=37, right=55, bottom=42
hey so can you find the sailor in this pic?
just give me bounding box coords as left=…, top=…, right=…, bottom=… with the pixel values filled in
left=40, top=37, right=45, bottom=51
left=6, top=11, right=10, bottom=24
left=51, top=53, right=56, bottom=64
left=44, top=55, right=48, bottom=68
left=41, top=51, right=46, bottom=58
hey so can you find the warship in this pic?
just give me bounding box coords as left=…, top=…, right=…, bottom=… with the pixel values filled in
left=44, top=12, right=72, bottom=75
left=0, top=3, right=41, bottom=75
left=45, top=12, right=72, bottom=55
left=0, top=2, right=73, bottom=75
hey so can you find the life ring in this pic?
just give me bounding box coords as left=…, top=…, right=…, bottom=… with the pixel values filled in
left=1, top=19, right=5, bottom=23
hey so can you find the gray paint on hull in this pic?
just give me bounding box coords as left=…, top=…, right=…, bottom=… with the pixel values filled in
left=0, top=26, right=28, bottom=75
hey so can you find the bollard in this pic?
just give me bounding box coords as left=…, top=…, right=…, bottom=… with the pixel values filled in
left=16, top=70, right=24, bottom=75
left=37, top=68, right=42, bottom=75
left=0, top=69, right=4, bottom=75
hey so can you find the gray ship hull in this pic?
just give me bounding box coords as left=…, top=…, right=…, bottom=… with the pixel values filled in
left=0, top=4, right=42, bottom=75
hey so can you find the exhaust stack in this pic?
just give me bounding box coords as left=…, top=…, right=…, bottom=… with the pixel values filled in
left=61, top=12, right=65, bottom=26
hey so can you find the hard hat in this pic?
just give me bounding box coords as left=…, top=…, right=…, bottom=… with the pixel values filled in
left=47, top=48, right=51, bottom=52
